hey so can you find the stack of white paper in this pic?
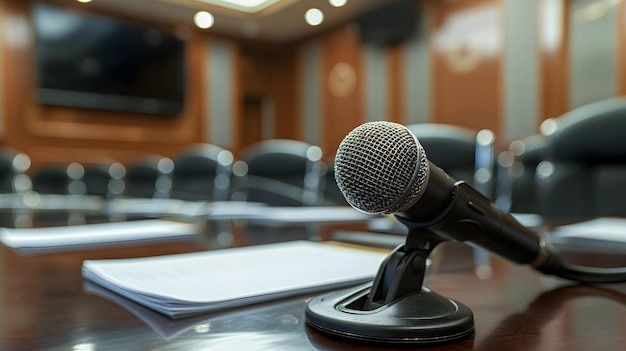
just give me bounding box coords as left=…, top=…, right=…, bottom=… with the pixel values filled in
left=82, top=241, right=388, bottom=319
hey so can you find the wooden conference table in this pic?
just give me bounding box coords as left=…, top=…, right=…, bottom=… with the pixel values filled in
left=0, top=206, right=624, bottom=351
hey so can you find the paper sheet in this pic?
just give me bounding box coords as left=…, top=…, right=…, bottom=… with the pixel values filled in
left=549, top=217, right=626, bottom=254
left=82, top=241, right=388, bottom=318
left=0, top=219, right=200, bottom=252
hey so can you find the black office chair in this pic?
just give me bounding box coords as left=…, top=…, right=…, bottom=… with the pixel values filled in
left=0, top=147, right=31, bottom=194
left=29, top=162, right=90, bottom=226
left=170, top=143, right=234, bottom=201
left=83, top=160, right=126, bottom=200
left=504, top=134, right=548, bottom=214
left=536, top=98, right=626, bottom=218
left=405, top=123, right=497, bottom=199
left=319, top=158, right=349, bottom=206
left=32, top=162, right=86, bottom=195
left=232, top=139, right=324, bottom=206
left=124, top=155, right=174, bottom=198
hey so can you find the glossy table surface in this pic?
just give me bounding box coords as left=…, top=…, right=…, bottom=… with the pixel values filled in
left=0, top=209, right=625, bottom=351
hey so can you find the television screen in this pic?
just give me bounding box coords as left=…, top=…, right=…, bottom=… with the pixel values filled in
left=33, top=3, right=186, bottom=116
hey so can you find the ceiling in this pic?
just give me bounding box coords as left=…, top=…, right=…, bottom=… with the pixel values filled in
left=78, top=0, right=392, bottom=43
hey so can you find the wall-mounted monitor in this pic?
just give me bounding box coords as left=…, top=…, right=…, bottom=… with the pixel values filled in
left=33, top=3, right=187, bottom=116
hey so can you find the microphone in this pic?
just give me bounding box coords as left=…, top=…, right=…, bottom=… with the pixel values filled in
left=305, top=121, right=625, bottom=346
left=334, top=120, right=556, bottom=272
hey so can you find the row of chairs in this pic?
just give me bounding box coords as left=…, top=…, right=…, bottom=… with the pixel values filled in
left=0, top=125, right=502, bottom=211
left=0, top=140, right=333, bottom=207
left=390, top=98, right=626, bottom=220
left=500, top=97, right=626, bottom=218
left=2, top=97, right=624, bottom=219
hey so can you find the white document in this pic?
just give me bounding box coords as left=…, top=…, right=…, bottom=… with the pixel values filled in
left=549, top=217, right=626, bottom=253
left=106, top=200, right=373, bottom=225
left=0, top=219, right=200, bottom=252
left=106, top=198, right=211, bottom=217
left=246, top=206, right=375, bottom=225
left=82, top=241, right=388, bottom=319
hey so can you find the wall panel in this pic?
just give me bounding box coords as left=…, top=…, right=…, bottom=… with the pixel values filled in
left=298, top=42, right=322, bottom=146
left=403, top=11, right=431, bottom=125
left=538, top=0, right=569, bottom=122
left=617, top=0, right=626, bottom=96
left=319, top=27, right=364, bottom=158
left=569, top=0, right=617, bottom=109
left=429, top=0, right=503, bottom=134
left=239, top=43, right=297, bottom=153
left=503, top=0, right=538, bottom=140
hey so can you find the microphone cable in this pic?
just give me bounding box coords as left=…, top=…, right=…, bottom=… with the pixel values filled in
left=537, top=243, right=626, bottom=283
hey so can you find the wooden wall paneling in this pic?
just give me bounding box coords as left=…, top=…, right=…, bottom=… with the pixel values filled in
left=1, top=0, right=205, bottom=171
left=429, top=0, right=503, bottom=134
left=538, top=0, right=569, bottom=121
left=270, top=49, right=298, bottom=141
left=238, top=44, right=298, bottom=152
left=388, top=44, right=406, bottom=125
left=2, top=0, right=30, bottom=151
left=320, top=26, right=364, bottom=158
left=0, top=0, right=5, bottom=142
left=229, top=42, right=242, bottom=157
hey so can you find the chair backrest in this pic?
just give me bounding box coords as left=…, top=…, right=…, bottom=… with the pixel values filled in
left=83, top=161, right=126, bottom=199
left=319, top=158, right=350, bottom=206
left=536, top=98, right=626, bottom=218
left=0, top=147, right=31, bottom=194
left=124, top=156, right=173, bottom=198
left=170, top=143, right=234, bottom=201
left=505, top=134, right=548, bottom=214
left=405, top=123, right=496, bottom=199
left=32, top=162, right=85, bottom=195
left=233, top=139, right=323, bottom=206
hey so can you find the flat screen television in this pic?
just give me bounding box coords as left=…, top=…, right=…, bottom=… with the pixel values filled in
left=32, top=3, right=186, bottom=116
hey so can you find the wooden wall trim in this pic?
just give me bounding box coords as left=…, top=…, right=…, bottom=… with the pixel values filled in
left=320, top=26, right=364, bottom=158
left=538, top=0, right=569, bottom=121
left=388, top=45, right=405, bottom=125
left=428, top=0, right=503, bottom=133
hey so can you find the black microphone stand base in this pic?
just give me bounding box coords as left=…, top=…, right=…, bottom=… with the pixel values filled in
left=305, top=283, right=474, bottom=346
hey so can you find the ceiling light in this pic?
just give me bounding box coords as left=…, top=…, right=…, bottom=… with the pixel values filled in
left=194, top=11, right=215, bottom=29
left=193, top=0, right=279, bottom=13
left=305, top=8, right=324, bottom=26
left=77, top=0, right=93, bottom=3
left=328, top=0, right=348, bottom=7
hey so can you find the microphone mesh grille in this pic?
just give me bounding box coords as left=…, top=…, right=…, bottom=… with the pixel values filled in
left=334, top=121, right=429, bottom=214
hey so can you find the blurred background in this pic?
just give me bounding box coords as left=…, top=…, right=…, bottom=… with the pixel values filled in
left=0, top=0, right=618, bottom=180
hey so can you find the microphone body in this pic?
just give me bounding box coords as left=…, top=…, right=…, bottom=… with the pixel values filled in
left=334, top=121, right=553, bottom=272
left=403, top=161, right=547, bottom=267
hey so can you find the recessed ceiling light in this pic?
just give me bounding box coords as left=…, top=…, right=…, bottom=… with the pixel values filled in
left=305, top=8, right=324, bottom=26
left=77, top=0, right=93, bottom=3
left=194, top=11, right=215, bottom=29
left=193, top=0, right=280, bottom=13
left=328, top=0, right=348, bottom=7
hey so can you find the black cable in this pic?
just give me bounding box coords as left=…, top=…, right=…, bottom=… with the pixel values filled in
left=537, top=248, right=626, bottom=284
left=552, top=264, right=626, bottom=284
